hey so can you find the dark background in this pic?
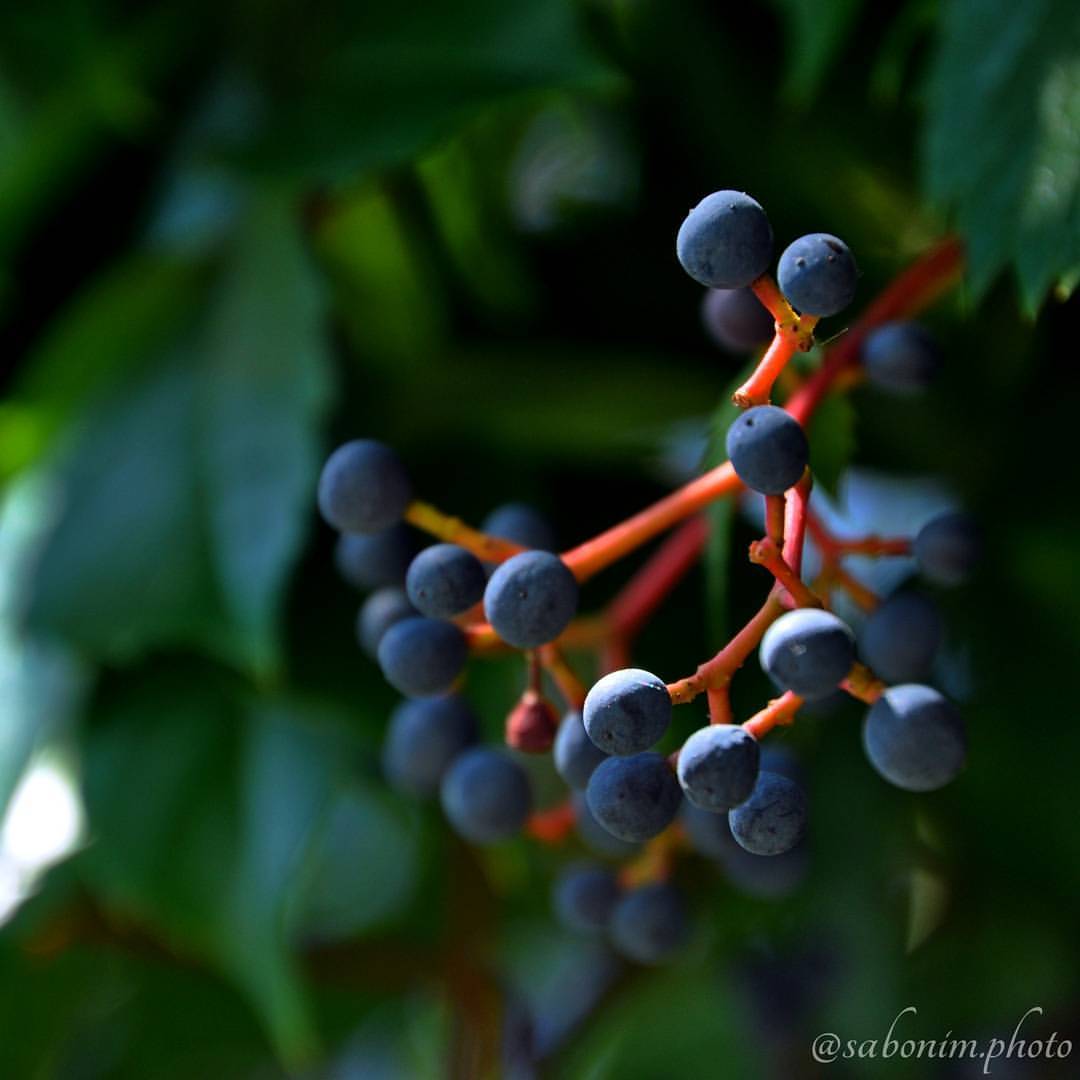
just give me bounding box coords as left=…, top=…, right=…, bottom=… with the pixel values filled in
left=0, top=0, right=1078, bottom=1076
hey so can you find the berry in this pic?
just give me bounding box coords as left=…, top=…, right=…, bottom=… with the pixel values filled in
left=572, top=793, right=641, bottom=859
left=701, top=287, right=774, bottom=352
left=676, top=190, right=773, bottom=289
left=728, top=771, right=807, bottom=856
left=381, top=696, right=478, bottom=797
left=858, top=591, right=943, bottom=684
left=483, top=550, right=579, bottom=649
left=914, top=512, right=981, bottom=587
left=777, top=233, right=858, bottom=317
left=725, top=405, right=809, bottom=495
left=677, top=724, right=760, bottom=811
left=680, top=801, right=740, bottom=861
left=405, top=543, right=486, bottom=619
left=862, top=684, right=966, bottom=792
left=583, top=668, right=672, bottom=756
left=721, top=839, right=808, bottom=899
left=505, top=693, right=559, bottom=753
left=554, top=710, right=608, bottom=790
left=377, top=615, right=468, bottom=697
left=585, top=753, right=682, bottom=843
left=356, top=587, right=416, bottom=658
left=861, top=322, right=941, bottom=395
left=317, top=439, right=411, bottom=534
left=440, top=747, right=532, bottom=844
left=552, top=863, right=621, bottom=933
left=481, top=503, right=556, bottom=552
left=610, top=883, right=689, bottom=965
left=759, top=608, right=855, bottom=700
left=334, top=523, right=418, bottom=590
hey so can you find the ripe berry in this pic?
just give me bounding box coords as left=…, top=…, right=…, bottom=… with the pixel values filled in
left=914, top=512, right=981, bottom=587
left=759, top=608, right=856, bottom=700
left=381, top=695, right=477, bottom=796
left=318, top=439, right=412, bottom=534
left=377, top=615, right=468, bottom=697
left=552, top=863, right=621, bottom=934
left=356, top=587, right=416, bottom=658
left=676, top=724, right=760, bottom=811
left=573, top=792, right=641, bottom=859
left=483, top=550, right=579, bottom=649
left=440, top=747, right=532, bottom=844
left=725, top=405, right=809, bottom=495
left=728, top=771, right=807, bottom=856
left=858, top=591, right=943, bottom=684
left=585, top=752, right=682, bottom=843
left=863, top=684, right=966, bottom=792
left=861, top=322, right=941, bottom=395
left=335, top=523, right=418, bottom=590
left=583, top=668, right=672, bottom=756
left=777, top=233, right=858, bottom=317
left=405, top=543, right=486, bottom=618
left=610, top=883, right=689, bottom=965
left=676, top=190, right=774, bottom=289
left=481, top=503, right=556, bottom=552
left=701, top=287, right=774, bottom=352
left=554, top=710, right=608, bottom=790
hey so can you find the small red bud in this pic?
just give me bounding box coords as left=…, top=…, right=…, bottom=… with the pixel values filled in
left=505, top=691, right=558, bottom=753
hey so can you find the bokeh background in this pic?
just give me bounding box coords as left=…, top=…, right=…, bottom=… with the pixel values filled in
left=0, top=0, right=1078, bottom=1076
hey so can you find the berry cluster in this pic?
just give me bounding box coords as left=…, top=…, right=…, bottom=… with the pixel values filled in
left=316, top=190, right=973, bottom=965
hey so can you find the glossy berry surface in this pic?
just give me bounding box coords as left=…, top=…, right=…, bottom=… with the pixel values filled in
left=728, top=771, right=807, bottom=856
left=405, top=543, right=486, bottom=618
left=552, top=863, right=621, bottom=933
left=863, top=684, right=966, bottom=792
left=440, top=747, right=532, bottom=844
left=777, top=233, right=858, bottom=316
left=382, top=695, right=477, bottom=796
left=677, top=724, right=760, bottom=811
left=554, top=710, right=608, bottom=790
left=859, top=591, right=943, bottom=684
left=701, top=287, right=774, bottom=352
left=583, top=668, right=672, bottom=756
left=317, top=439, right=412, bottom=534
left=676, top=190, right=773, bottom=289
left=861, top=322, right=940, bottom=395
left=483, top=550, right=579, bottom=649
left=334, top=523, right=418, bottom=590
left=585, top=752, right=682, bottom=843
left=610, top=883, right=689, bottom=965
left=377, top=615, right=468, bottom=697
left=759, top=608, right=855, bottom=700
left=914, top=512, right=981, bottom=586
left=356, top=587, right=416, bottom=658
left=725, top=405, right=809, bottom=495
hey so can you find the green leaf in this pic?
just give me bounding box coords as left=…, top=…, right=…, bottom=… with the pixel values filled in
left=80, top=669, right=349, bottom=1065
left=769, top=0, right=865, bottom=101
left=808, top=391, right=856, bottom=497
left=924, top=0, right=1080, bottom=308
left=23, top=194, right=331, bottom=671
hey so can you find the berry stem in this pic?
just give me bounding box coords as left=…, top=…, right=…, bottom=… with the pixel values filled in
left=538, top=644, right=588, bottom=710
left=749, top=536, right=823, bottom=609
left=618, top=825, right=686, bottom=888
left=743, top=690, right=804, bottom=738
left=840, top=662, right=886, bottom=703
left=403, top=501, right=525, bottom=562
left=806, top=511, right=910, bottom=558
left=707, top=686, right=733, bottom=725
left=764, top=494, right=786, bottom=547
left=524, top=799, right=576, bottom=844
left=732, top=312, right=818, bottom=408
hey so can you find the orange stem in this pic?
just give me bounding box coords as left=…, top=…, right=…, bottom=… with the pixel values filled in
left=840, top=663, right=886, bottom=703
left=525, top=800, right=576, bottom=845
left=404, top=501, right=524, bottom=562
left=743, top=690, right=804, bottom=739
left=538, top=644, right=588, bottom=710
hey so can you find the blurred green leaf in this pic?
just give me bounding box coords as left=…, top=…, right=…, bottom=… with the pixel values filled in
left=81, top=670, right=349, bottom=1065
left=924, top=0, right=1080, bottom=308
left=808, top=391, right=855, bottom=496
left=770, top=0, right=865, bottom=101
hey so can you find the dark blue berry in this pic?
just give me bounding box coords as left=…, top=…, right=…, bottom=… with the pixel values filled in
left=914, top=512, right=981, bottom=587
left=552, top=863, right=621, bottom=933
left=728, top=771, right=807, bottom=856
left=585, top=753, right=682, bottom=843
left=861, top=322, right=940, bottom=395
left=676, top=191, right=773, bottom=289
left=863, top=684, right=966, bottom=792
left=440, top=747, right=532, bottom=844
left=483, top=550, right=579, bottom=649
left=481, top=503, right=556, bottom=552
left=701, top=287, right=774, bottom=352
left=777, top=233, right=858, bottom=317
left=335, top=523, right=418, bottom=590
left=610, top=883, right=689, bottom=965
left=725, top=405, right=809, bottom=495
left=405, top=543, right=486, bottom=618
left=318, top=439, right=411, bottom=534
left=382, top=695, right=478, bottom=796
left=356, top=587, right=416, bottom=658
left=759, top=608, right=855, bottom=700
left=677, top=724, right=760, bottom=811
left=554, top=710, right=608, bottom=790
left=573, top=793, right=641, bottom=859
left=377, top=615, right=468, bottom=697
left=859, top=591, right=943, bottom=683
left=583, top=668, right=672, bottom=756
